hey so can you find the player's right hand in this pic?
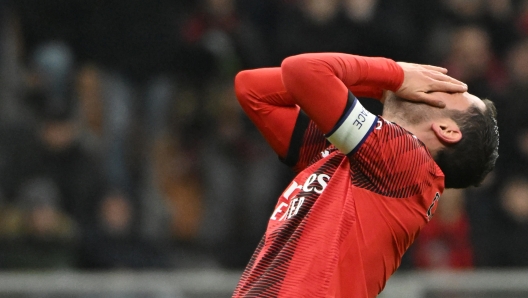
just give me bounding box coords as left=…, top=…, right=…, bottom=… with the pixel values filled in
left=395, top=62, right=468, bottom=108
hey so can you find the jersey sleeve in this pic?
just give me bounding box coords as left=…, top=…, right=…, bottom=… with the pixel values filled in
left=235, top=65, right=387, bottom=172
left=281, top=53, right=403, bottom=156
left=283, top=92, right=378, bottom=172
left=236, top=53, right=404, bottom=173
left=235, top=67, right=299, bottom=159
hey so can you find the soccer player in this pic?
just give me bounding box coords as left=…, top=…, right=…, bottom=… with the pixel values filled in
left=232, top=53, right=499, bottom=297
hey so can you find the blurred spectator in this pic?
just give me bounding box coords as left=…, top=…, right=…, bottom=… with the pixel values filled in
left=495, top=39, right=528, bottom=172
left=150, top=134, right=202, bottom=241
left=76, top=0, right=183, bottom=80
left=76, top=64, right=104, bottom=151
left=17, top=178, right=76, bottom=238
left=79, top=190, right=170, bottom=269
left=341, top=0, right=419, bottom=61
left=176, top=0, right=287, bottom=266
left=515, top=0, right=528, bottom=38
left=198, top=82, right=286, bottom=268
left=29, top=103, right=108, bottom=230
left=72, top=0, right=185, bottom=195
left=178, top=0, right=270, bottom=142
left=484, top=0, right=518, bottom=56
left=441, top=0, right=486, bottom=21
left=26, top=42, right=75, bottom=122
left=11, top=0, right=83, bottom=61
left=476, top=175, right=528, bottom=267
left=422, top=0, right=518, bottom=63
left=462, top=171, right=498, bottom=268
left=0, top=3, right=30, bottom=126
left=23, top=42, right=109, bottom=230
left=274, top=0, right=354, bottom=63
left=0, top=177, right=77, bottom=269
left=0, top=0, right=526, bottom=273
left=181, top=0, right=272, bottom=76
left=442, top=25, right=507, bottom=98
left=0, top=39, right=113, bottom=271
left=412, top=189, right=474, bottom=269
left=140, top=131, right=217, bottom=268
left=236, top=0, right=280, bottom=49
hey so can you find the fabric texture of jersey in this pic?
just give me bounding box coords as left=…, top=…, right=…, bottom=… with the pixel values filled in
left=233, top=96, right=444, bottom=297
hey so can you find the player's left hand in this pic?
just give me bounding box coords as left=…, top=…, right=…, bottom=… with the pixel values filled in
left=395, top=62, right=468, bottom=108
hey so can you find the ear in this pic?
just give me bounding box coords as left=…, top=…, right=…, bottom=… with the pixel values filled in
left=431, top=122, right=462, bottom=144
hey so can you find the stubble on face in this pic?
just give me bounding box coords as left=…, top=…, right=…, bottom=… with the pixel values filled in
left=382, top=93, right=444, bottom=125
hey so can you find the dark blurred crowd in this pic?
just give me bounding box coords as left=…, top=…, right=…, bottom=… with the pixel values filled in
left=0, top=0, right=526, bottom=272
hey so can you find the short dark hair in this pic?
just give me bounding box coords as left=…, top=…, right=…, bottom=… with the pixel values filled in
left=434, top=99, right=499, bottom=188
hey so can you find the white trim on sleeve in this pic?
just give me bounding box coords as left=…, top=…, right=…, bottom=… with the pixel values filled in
left=325, top=99, right=377, bottom=155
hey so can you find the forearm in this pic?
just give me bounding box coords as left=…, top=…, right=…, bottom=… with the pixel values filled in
left=281, top=53, right=404, bottom=133
left=348, top=85, right=384, bottom=100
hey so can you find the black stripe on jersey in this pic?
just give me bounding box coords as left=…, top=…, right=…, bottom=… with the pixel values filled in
left=325, top=92, right=356, bottom=136
left=282, top=110, right=310, bottom=167
left=348, top=118, right=378, bottom=155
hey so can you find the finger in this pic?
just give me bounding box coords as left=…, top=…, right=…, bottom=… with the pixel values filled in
left=437, top=73, right=467, bottom=86
left=430, top=81, right=468, bottom=93
left=429, top=73, right=468, bottom=89
left=415, top=93, right=446, bottom=108
left=430, top=72, right=467, bottom=85
left=420, top=65, right=448, bottom=74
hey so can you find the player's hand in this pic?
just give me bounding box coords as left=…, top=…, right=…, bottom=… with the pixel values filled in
left=395, top=62, right=468, bottom=108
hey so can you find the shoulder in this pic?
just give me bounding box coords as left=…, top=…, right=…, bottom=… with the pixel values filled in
left=351, top=118, right=443, bottom=198
left=365, top=118, right=435, bottom=165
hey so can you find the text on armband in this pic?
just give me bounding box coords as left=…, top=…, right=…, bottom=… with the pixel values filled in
left=353, top=107, right=369, bottom=130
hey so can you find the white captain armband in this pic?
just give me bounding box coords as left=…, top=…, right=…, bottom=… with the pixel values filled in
left=325, top=92, right=378, bottom=155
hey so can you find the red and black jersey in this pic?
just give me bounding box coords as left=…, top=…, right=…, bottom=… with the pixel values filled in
left=233, top=53, right=445, bottom=297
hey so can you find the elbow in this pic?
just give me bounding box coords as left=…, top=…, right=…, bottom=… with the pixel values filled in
left=281, top=55, right=304, bottom=87
left=234, top=70, right=252, bottom=105
left=281, top=54, right=317, bottom=95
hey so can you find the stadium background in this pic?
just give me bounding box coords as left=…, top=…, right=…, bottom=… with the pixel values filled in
left=0, top=0, right=527, bottom=297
